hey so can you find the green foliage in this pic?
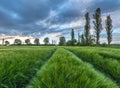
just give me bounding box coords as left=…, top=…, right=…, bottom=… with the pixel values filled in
left=106, top=15, right=113, bottom=46
left=25, top=39, right=31, bottom=45
left=70, top=29, right=77, bottom=46
left=81, top=34, right=85, bottom=45
left=59, top=36, right=66, bottom=46
left=66, top=39, right=77, bottom=46
left=66, top=40, right=71, bottom=46
left=101, top=43, right=107, bottom=47
left=43, top=37, right=49, bottom=45
left=14, top=39, right=22, bottom=45
left=5, top=41, right=10, bottom=46
left=84, top=12, right=90, bottom=45
left=93, top=8, right=102, bottom=45
left=80, top=34, right=95, bottom=46
left=34, top=38, right=40, bottom=45
left=27, top=48, right=118, bottom=88
left=71, top=29, right=75, bottom=40
left=71, top=39, right=77, bottom=46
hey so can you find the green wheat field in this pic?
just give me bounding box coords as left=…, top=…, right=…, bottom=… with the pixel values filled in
left=0, top=46, right=120, bottom=88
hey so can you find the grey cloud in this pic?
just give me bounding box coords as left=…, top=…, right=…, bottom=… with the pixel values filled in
left=0, top=0, right=120, bottom=44
left=88, top=0, right=120, bottom=13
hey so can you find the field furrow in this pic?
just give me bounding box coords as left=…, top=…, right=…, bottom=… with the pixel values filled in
left=27, top=48, right=118, bottom=88
left=98, top=52, right=120, bottom=61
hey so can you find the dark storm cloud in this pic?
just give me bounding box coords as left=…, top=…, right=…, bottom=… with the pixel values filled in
left=48, top=0, right=120, bottom=25
left=0, top=0, right=67, bottom=26
left=19, top=0, right=67, bottom=23
left=47, top=1, right=83, bottom=24
left=88, top=0, right=120, bottom=13
left=0, top=0, right=68, bottom=36
left=48, top=8, right=82, bottom=24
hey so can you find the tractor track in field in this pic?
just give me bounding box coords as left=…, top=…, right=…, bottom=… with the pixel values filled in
left=98, top=53, right=120, bottom=62
left=25, top=48, right=57, bottom=88
left=65, top=48, right=120, bottom=87
left=26, top=48, right=119, bottom=88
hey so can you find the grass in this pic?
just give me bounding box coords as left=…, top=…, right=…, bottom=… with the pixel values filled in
left=27, top=48, right=118, bottom=88
left=0, top=46, right=119, bottom=88
left=0, top=46, right=56, bottom=88
left=98, top=51, right=120, bottom=61
left=66, top=47, right=120, bottom=86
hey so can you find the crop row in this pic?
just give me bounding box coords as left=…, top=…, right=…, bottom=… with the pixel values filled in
left=83, top=47, right=120, bottom=61
left=66, top=47, right=120, bottom=86
left=27, top=48, right=118, bottom=88
left=97, top=51, right=120, bottom=61
left=0, top=47, right=56, bottom=88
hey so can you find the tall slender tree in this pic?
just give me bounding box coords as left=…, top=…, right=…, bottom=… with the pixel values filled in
left=71, top=29, right=76, bottom=46
left=81, top=34, right=85, bottom=45
left=78, top=32, right=80, bottom=43
left=52, top=40, right=54, bottom=45
left=106, top=15, right=113, bottom=46
left=71, top=29, right=75, bottom=40
left=84, top=12, right=90, bottom=45
left=93, top=8, right=102, bottom=45
left=2, top=38, right=4, bottom=45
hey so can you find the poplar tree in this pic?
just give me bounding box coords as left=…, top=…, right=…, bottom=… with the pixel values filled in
left=106, top=15, right=113, bottom=46
left=71, top=29, right=75, bottom=40
left=93, top=8, right=102, bottom=45
left=71, top=29, right=76, bottom=46
left=84, top=12, right=90, bottom=45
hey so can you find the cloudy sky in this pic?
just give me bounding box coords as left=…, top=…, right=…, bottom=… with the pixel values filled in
left=0, top=0, right=120, bottom=44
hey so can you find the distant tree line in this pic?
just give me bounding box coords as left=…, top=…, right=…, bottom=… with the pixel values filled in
left=2, top=37, right=55, bottom=46
left=59, top=8, right=113, bottom=46
left=1, top=8, right=112, bottom=46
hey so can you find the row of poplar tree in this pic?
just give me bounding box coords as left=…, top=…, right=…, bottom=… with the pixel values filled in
left=59, top=8, right=113, bottom=46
